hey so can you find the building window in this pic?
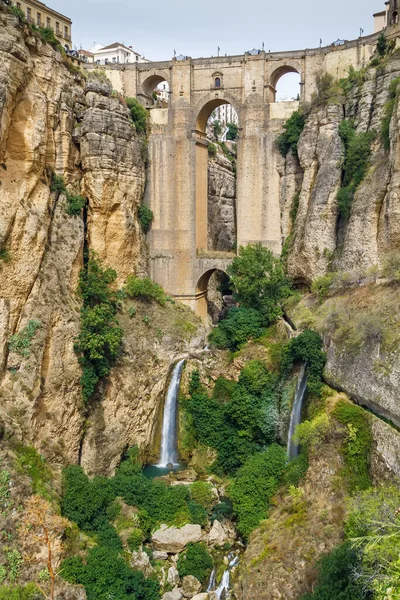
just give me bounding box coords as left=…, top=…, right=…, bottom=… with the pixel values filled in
left=112, top=57, right=116, bottom=63
left=16, top=2, right=21, bottom=7
left=37, top=12, right=41, bottom=25
left=136, top=55, right=139, bottom=61
left=47, top=17, right=51, bottom=28
left=27, top=7, right=31, bottom=21
left=105, top=58, right=109, bottom=65
left=56, top=21, right=59, bottom=33
left=64, top=26, right=68, bottom=38
left=215, top=77, right=221, bottom=88
left=393, top=10, right=399, bottom=23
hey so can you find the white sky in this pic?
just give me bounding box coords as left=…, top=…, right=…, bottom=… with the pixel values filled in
left=52, top=0, right=382, bottom=60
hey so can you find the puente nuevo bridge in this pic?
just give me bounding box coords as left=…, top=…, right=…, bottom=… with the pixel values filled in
left=88, top=21, right=399, bottom=318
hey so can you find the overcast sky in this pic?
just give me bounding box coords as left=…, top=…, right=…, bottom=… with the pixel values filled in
left=52, top=0, right=382, bottom=60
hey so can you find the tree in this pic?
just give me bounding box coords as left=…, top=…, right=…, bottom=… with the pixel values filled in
left=20, top=496, right=69, bottom=600
left=228, top=243, right=291, bottom=323
left=227, top=122, right=239, bottom=141
left=126, top=97, right=148, bottom=135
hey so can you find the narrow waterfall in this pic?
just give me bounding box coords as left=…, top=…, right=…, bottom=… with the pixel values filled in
left=287, top=363, right=308, bottom=460
left=157, top=359, right=185, bottom=468
left=208, top=554, right=239, bottom=600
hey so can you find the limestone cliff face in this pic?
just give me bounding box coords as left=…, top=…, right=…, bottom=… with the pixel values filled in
left=0, top=6, right=202, bottom=473
left=283, top=56, right=400, bottom=283
left=208, top=151, right=236, bottom=252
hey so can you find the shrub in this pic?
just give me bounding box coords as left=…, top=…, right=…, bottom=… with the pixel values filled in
left=126, top=97, right=148, bottom=135
left=227, top=243, right=292, bottom=322
left=188, top=502, right=208, bottom=526
left=66, top=194, right=85, bottom=217
left=125, top=275, right=166, bottom=306
left=333, top=401, right=372, bottom=492
left=293, top=414, right=331, bottom=449
left=311, top=273, right=337, bottom=300
left=208, top=307, right=266, bottom=351
left=74, top=253, right=123, bottom=403
left=0, top=247, right=11, bottom=262
left=177, top=543, right=213, bottom=583
left=284, top=451, right=309, bottom=487
left=276, top=111, right=305, bottom=158
left=50, top=173, right=66, bottom=193
left=227, top=122, right=239, bottom=141
left=382, top=250, right=400, bottom=282
left=208, top=143, right=217, bottom=157
left=337, top=120, right=376, bottom=220
left=138, top=204, right=154, bottom=234
left=8, top=321, right=41, bottom=358
left=14, top=445, right=52, bottom=498
left=212, top=377, right=236, bottom=403
left=213, top=120, right=222, bottom=138
left=281, top=330, right=326, bottom=396
left=190, top=481, right=215, bottom=510
left=290, top=191, right=300, bottom=225
left=0, top=583, right=41, bottom=600
left=230, top=444, right=287, bottom=539
left=301, top=543, right=365, bottom=600
left=62, top=545, right=159, bottom=600
left=127, top=528, right=145, bottom=551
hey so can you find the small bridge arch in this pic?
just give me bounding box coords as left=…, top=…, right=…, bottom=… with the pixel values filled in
left=195, top=257, right=234, bottom=320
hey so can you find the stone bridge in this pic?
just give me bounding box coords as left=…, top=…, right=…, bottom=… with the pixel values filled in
left=91, top=32, right=384, bottom=318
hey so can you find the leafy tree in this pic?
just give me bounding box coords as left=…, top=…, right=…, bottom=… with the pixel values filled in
left=126, top=97, right=148, bottom=135
left=208, top=307, right=266, bottom=351
left=125, top=275, right=166, bottom=306
left=227, top=122, right=239, bottom=141
left=377, top=32, right=388, bottom=57
left=230, top=444, right=287, bottom=539
left=227, top=243, right=292, bottom=322
left=74, top=253, right=123, bottom=403
left=301, top=543, right=366, bottom=600
left=281, top=330, right=326, bottom=395
left=138, top=204, right=154, bottom=233
left=190, top=481, right=216, bottom=510
left=276, top=111, right=306, bottom=157
left=177, top=543, right=213, bottom=583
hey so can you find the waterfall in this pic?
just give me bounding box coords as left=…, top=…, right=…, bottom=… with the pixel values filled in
left=208, top=553, right=239, bottom=600
left=157, top=359, right=185, bottom=468
left=287, top=363, right=308, bottom=460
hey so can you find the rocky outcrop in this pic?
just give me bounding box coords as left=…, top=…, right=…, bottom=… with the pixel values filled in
left=152, top=524, right=203, bottom=553
left=284, top=56, right=400, bottom=283
left=208, top=152, right=236, bottom=252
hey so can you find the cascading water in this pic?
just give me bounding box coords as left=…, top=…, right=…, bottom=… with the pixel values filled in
left=287, top=363, right=308, bottom=460
left=208, top=554, right=239, bottom=600
left=157, top=359, right=185, bottom=468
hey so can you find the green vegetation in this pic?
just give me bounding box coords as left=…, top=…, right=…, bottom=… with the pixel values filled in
left=281, top=330, right=326, bottom=395
left=50, top=173, right=86, bottom=216
left=230, top=445, right=287, bottom=539
left=333, top=401, right=372, bottom=492
left=0, top=583, right=40, bottom=600
left=337, top=120, right=376, bottom=220
left=227, top=122, right=239, bottom=141
left=382, top=250, right=400, bottom=282
left=183, top=360, right=281, bottom=475
left=125, top=275, right=167, bottom=306
left=276, top=111, right=306, bottom=157
left=209, top=307, right=266, bottom=351
left=290, top=191, right=300, bottom=226
left=6, top=550, right=23, bottom=582
left=8, top=321, right=41, bottom=359
left=126, top=97, right=148, bottom=135
left=177, top=543, right=213, bottom=583
left=74, top=253, right=123, bottom=403
left=213, top=120, right=222, bottom=138
left=293, top=413, right=330, bottom=450
left=381, top=76, right=400, bottom=151
left=302, top=543, right=365, bottom=600
left=138, top=204, right=154, bottom=234
left=208, top=143, right=217, bottom=157
left=228, top=243, right=292, bottom=321
left=14, top=445, right=52, bottom=498
left=190, top=481, right=215, bottom=510
left=0, top=247, right=11, bottom=262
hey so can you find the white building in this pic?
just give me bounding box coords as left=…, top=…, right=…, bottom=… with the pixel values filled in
left=91, top=42, right=149, bottom=65
left=211, top=104, right=239, bottom=127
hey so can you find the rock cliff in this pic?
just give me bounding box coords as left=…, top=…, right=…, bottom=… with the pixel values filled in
left=0, top=5, right=203, bottom=474
left=208, top=151, right=236, bottom=252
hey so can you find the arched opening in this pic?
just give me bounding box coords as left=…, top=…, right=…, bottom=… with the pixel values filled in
left=195, top=99, right=239, bottom=254
left=269, top=66, right=301, bottom=102
left=141, top=75, right=170, bottom=107
left=196, top=269, right=234, bottom=322
left=215, top=77, right=221, bottom=88
left=392, top=10, right=399, bottom=24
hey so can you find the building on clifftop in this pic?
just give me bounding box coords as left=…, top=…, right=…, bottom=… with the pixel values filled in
left=13, top=0, right=72, bottom=49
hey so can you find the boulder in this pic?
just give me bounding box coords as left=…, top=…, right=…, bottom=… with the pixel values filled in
left=162, top=589, right=183, bottom=600
left=174, top=467, right=198, bottom=482
left=168, top=566, right=181, bottom=587
left=192, top=595, right=209, bottom=600
left=182, top=575, right=202, bottom=598
left=130, top=550, right=153, bottom=577
left=207, top=520, right=227, bottom=546
left=153, top=550, right=169, bottom=560
left=152, top=524, right=202, bottom=553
